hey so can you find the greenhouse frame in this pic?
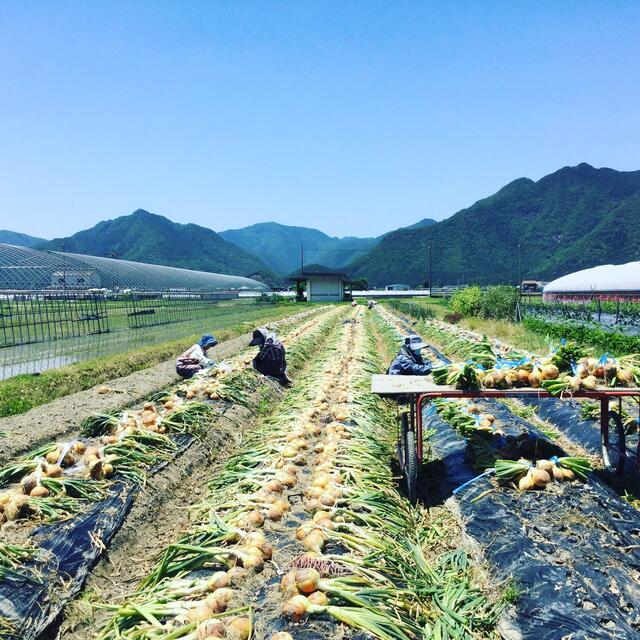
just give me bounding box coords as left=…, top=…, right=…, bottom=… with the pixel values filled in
left=0, top=243, right=268, bottom=292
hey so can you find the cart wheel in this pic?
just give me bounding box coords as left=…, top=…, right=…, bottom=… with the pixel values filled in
left=403, top=428, right=418, bottom=504
left=397, top=413, right=417, bottom=504
left=602, top=410, right=626, bottom=475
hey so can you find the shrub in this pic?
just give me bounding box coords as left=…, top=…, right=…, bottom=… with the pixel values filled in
left=479, top=286, right=520, bottom=321
left=450, top=286, right=482, bottom=317
left=444, top=312, right=463, bottom=324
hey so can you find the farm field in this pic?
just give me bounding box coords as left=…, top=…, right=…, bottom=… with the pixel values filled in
left=0, top=299, right=305, bottom=380
left=1, top=302, right=640, bottom=639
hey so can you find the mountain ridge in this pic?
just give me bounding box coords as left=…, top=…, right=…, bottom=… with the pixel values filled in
left=349, top=163, right=640, bottom=286
left=38, top=210, right=278, bottom=285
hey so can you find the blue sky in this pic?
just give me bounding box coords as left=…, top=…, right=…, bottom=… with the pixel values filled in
left=1, top=1, right=639, bottom=239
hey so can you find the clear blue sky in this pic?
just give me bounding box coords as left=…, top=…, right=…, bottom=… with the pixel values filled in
left=1, top=1, right=639, bottom=239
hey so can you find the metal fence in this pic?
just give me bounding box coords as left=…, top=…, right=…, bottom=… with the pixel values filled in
left=0, top=290, right=262, bottom=348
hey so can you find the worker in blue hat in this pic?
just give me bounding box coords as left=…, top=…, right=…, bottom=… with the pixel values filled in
left=176, top=334, right=218, bottom=379
left=388, top=335, right=432, bottom=376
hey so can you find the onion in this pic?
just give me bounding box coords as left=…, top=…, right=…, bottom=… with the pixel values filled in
left=45, top=464, right=63, bottom=478
left=561, top=467, right=576, bottom=481
left=45, top=450, right=60, bottom=465
left=20, top=474, right=38, bottom=495
left=245, top=510, right=265, bottom=528
left=227, top=566, right=248, bottom=585
left=582, top=375, right=598, bottom=390
left=197, top=619, right=225, bottom=639
left=551, top=465, right=564, bottom=482
left=536, top=460, right=553, bottom=472
left=528, top=371, right=542, bottom=388
left=617, top=368, right=633, bottom=385
left=308, top=590, right=329, bottom=606
left=73, top=442, right=87, bottom=454
left=518, top=471, right=535, bottom=491
left=30, top=485, right=50, bottom=498
left=280, top=571, right=298, bottom=593
left=207, top=571, right=230, bottom=590
left=303, top=530, right=326, bottom=551
left=295, top=568, right=320, bottom=594
left=187, top=603, right=214, bottom=623
left=265, top=479, right=284, bottom=494
left=283, top=595, right=310, bottom=622
left=532, top=468, right=550, bottom=487
left=312, top=511, right=332, bottom=523
left=271, top=633, right=294, bottom=640
left=226, top=617, right=251, bottom=640
left=267, top=504, right=284, bottom=521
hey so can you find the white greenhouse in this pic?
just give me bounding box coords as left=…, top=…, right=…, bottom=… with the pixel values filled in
left=543, top=261, right=640, bottom=302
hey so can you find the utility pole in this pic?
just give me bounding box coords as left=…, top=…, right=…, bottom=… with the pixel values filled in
left=428, top=243, right=432, bottom=296
left=518, top=243, right=523, bottom=293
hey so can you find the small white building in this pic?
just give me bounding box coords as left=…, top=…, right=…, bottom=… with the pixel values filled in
left=290, top=271, right=350, bottom=302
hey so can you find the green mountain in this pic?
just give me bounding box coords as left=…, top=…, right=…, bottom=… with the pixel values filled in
left=349, top=163, right=640, bottom=287
left=0, top=230, right=46, bottom=247
left=219, top=222, right=378, bottom=274
left=219, top=218, right=437, bottom=274
left=38, top=210, right=278, bottom=285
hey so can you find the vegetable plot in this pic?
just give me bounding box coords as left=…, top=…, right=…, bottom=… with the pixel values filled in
left=0, top=306, right=345, bottom=640
left=93, top=310, right=499, bottom=640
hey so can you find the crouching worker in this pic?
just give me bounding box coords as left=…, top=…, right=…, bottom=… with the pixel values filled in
left=388, top=335, right=432, bottom=376
left=176, top=334, right=218, bottom=379
left=249, top=327, right=291, bottom=386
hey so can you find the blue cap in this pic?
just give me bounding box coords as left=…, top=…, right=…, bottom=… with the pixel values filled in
left=199, top=334, right=217, bottom=349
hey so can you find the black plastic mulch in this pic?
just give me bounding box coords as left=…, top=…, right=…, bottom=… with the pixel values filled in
left=0, top=434, right=193, bottom=640
left=422, top=401, right=640, bottom=639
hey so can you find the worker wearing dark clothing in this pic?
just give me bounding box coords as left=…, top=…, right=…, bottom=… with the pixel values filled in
left=249, top=327, right=292, bottom=386
left=388, top=335, right=432, bottom=376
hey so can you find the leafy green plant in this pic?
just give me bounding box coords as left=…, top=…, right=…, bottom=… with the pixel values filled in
left=450, top=286, right=482, bottom=317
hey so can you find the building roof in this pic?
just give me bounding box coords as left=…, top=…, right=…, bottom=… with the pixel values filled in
left=289, top=270, right=349, bottom=282
left=544, top=261, right=640, bottom=294
left=0, top=243, right=268, bottom=292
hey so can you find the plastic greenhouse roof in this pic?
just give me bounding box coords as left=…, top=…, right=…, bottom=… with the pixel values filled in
left=0, top=243, right=268, bottom=291
left=544, top=261, right=640, bottom=294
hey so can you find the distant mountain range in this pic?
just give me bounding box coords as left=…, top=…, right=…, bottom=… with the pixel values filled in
left=348, top=163, right=640, bottom=286
left=38, top=210, right=278, bottom=285
left=0, top=230, right=46, bottom=247
left=3, top=163, right=637, bottom=288
left=219, top=219, right=436, bottom=274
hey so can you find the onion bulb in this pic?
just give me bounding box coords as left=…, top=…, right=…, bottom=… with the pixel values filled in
left=294, top=568, right=320, bottom=594
left=308, top=590, right=329, bottom=606
left=283, top=595, right=310, bottom=622
left=30, top=485, right=50, bottom=498
left=532, top=468, right=550, bottom=487
left=271, top=633, right=294, bottom=640
left=518, top=471, right=535, bottom=491
left=226, top=617, right=251, bottom=640
left=197, top=619, right=225, bottom=639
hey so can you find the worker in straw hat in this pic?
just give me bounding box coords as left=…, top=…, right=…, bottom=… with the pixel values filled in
left=175, top=334, right=218, bottom=379
left=388, top=334, right=432, bottom=376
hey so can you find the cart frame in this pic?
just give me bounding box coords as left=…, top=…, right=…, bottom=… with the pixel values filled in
left=371, top=375, right=640, bottom=503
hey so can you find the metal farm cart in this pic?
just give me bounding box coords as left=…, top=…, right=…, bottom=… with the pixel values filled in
left=371, top=375, right=640, bottom=504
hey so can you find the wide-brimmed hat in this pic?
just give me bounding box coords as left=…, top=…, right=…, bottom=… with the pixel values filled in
left=405, top=334, right=427, bottom=350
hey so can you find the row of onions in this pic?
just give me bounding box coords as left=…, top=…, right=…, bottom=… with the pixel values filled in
left=431, top=398, right=593, bottom=491
left=93, top=309, right=499, bottom=640
left=93, top=309, right=353, bottom=640
left=402, top=317, right=640, bottom=393
left=0, top=306, right=343, bottom=586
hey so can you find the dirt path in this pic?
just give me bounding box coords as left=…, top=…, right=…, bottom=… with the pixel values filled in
left=0, top=307, right=323, bottom=467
